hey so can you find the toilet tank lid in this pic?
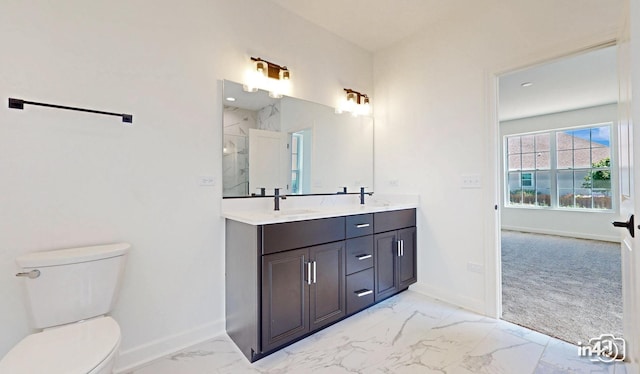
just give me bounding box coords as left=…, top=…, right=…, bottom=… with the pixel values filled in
left=16, top=242, right=130, bottom=268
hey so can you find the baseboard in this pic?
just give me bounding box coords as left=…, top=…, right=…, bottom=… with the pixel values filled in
left=409, top=282, right=486, bottom=317
left=501, top=225, right=620, bottom=243
left=114, top=319, right=225, bottom=373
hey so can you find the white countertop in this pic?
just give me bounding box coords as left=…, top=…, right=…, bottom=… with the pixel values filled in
left=221, top=194, right=419, bottom=225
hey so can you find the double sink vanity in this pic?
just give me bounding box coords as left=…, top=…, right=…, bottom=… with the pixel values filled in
left=221, top=79, right=417, bottom=362
left=223, top=196, right=418, bottom=362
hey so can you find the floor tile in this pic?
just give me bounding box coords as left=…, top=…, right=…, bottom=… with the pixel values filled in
left=126, top=291, right=626, bottom=374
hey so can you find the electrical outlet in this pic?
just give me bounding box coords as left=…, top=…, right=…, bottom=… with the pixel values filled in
left=389, top=179, right=399, bottom=187
left=467, top=262, right=484, bottom=274
left=461, top=174, right=482, bottom=189
left=199, top=176, right=215, bottom=187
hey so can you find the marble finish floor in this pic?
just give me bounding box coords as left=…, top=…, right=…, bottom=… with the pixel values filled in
left=127, top=291, right=631, bottom=374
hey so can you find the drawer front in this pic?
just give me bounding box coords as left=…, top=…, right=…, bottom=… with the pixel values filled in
left=345, top=214, right=374, bottom=239
left=346, top=236, right=374, bottom=275
left=346, top=268, right=375, bottom=315
left=262, top=216, right=345, bottom=255
left=374, top=209, right=416, bottom=233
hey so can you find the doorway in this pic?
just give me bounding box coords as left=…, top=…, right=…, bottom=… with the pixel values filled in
left=497, top=45, right=623, bottom=345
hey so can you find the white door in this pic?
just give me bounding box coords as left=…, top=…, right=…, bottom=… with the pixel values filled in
left=248, top=129, right=289, bottom=194
left=616, top=7, right=639, bottom=366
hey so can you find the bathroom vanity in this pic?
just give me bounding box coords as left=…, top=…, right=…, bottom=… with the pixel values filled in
left=224, top=206, right=417, bottom=362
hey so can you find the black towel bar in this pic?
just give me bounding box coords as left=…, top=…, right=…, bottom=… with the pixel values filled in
left=8, top=98, right=133, bottom=123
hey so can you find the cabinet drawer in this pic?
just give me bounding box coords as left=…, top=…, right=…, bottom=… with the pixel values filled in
left=262, top=217, right=345, bottom=255
left=374, top=209, right=416, bottom=233
left=346, top=268, right=374, bottom=315
left=346, top=236, right=373, bottom=275
left=345, top=214, right=373, bottom=239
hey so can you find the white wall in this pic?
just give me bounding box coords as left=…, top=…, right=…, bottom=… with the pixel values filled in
left=373, top=1, right=623, bottom=314
left=501, top=104, right=620, bottom=242
left=0, top=0, right=371, bottom=370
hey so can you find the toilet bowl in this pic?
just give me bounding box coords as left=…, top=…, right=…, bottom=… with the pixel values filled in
left=0, top=317, right=121, bottom=374
left=0, top=243, right=130, bottom=374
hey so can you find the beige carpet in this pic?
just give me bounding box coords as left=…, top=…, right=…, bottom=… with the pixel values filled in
left=501, top=230, right=622, bottom=345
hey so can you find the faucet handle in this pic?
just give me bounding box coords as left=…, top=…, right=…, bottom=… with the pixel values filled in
left=255, top=187, right=266, bottom=196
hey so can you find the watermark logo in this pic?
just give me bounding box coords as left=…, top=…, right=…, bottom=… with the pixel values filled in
left=577, top=334, right=625, bottom=363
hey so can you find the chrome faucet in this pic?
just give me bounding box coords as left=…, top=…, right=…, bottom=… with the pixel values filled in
left=274, top=188, right=287, bottom=211
left=360, top=187, right=373, bottom=204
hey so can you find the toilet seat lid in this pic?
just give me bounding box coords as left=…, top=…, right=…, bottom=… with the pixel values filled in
left=0, top=316, right=120, bottom=374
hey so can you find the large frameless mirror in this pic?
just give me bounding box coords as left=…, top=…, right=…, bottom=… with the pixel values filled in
left=222, top=80, right=373, bottom=197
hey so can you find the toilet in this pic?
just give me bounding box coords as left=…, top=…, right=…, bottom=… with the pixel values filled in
left=0, top=242, right=130, bottom=374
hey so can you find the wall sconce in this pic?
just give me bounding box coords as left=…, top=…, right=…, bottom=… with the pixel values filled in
left=243, top=57, right=291, bottom=98
left=336, top=88, right=371, bottom=116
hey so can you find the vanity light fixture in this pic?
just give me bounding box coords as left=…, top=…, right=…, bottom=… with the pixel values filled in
left=521, top=82, right=533, bottom=87
left=336, top=88, right=371, bottom=117
left=243, top=57, right=291, bottom=98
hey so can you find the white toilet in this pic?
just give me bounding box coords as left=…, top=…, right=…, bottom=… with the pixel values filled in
left=0, top=242, right=130, bottom=374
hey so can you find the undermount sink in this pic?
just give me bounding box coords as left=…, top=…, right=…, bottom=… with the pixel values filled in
left=273, top=209, right=317, bottom=216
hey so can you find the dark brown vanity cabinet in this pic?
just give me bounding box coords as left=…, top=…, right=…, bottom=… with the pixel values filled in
left=345, top=214, right=376, bottom=315
left=373, top=210, right=417, bottom=302
left=261, top=241, right=345, bottom=352
left=225, top=208, right=416, bottom=362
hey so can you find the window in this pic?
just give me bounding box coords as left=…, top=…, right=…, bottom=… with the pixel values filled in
left=507, top=133, right=551, bottom=207
left=505, top=124, right=612, bottom=210
left=290, top=133, right=302, bottom=194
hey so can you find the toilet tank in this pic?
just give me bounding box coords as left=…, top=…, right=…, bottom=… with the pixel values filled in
left=16, top=243, right=130, bottom=329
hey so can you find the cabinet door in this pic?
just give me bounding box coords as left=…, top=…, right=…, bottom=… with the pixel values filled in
left=262, top=248, right=310, bottom=352
left=398, top=227, right=417, bottom=289
left=374, top=231, right=398, bottom=301
left=309, top=242, right=346, bottom=331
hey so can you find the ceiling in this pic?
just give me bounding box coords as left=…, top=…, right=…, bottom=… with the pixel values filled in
left=499, top=46, right=618, bottom=121
left=270, top=0, right=465, bottom=52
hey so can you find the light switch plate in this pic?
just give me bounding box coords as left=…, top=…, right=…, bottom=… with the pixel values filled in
left=461, top=174, right=482, bottom=189
left=199, top=176, right=215, bottom=186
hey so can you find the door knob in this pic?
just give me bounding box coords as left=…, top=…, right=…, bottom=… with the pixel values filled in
left=612, top=214, right=634, bottom=238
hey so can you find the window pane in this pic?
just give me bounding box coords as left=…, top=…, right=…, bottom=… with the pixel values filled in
left=593, top=189, right=612, bottom=209
left=507, top=137, right=520, bottom=154
left=590, top=170, right=612, bottom=189
left=536, top=151, right=550, bottom=169
left=557, top=150, right=573, bottom=169
left=535, top=133, right=550, bottom=151
left=571, top=128, right=592, bottom=149
left=592, top=148, right=610, bottom=166
left=521, top=153, right=535, bottom=170
left=536, top=171, right=551, bottom=206
left=591, top=126, right=610, bottom=148
left=521, top=135, right=535, bottom=153
left=558, top=170, right=574, bottom=207
left=557, top=131, right=573, bottom=150
left=521, top=172, right=535, bottom=205
left=508, top=154, right=521, bottom=171
left=508, top=172, right=522, bottom=204
left=574, top=170, right=592, bottom=209
left=573, top=148, right=591, bottom=168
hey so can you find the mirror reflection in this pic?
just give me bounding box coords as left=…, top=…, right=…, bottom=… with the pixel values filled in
left=222, top=80, right=373, bottom=197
